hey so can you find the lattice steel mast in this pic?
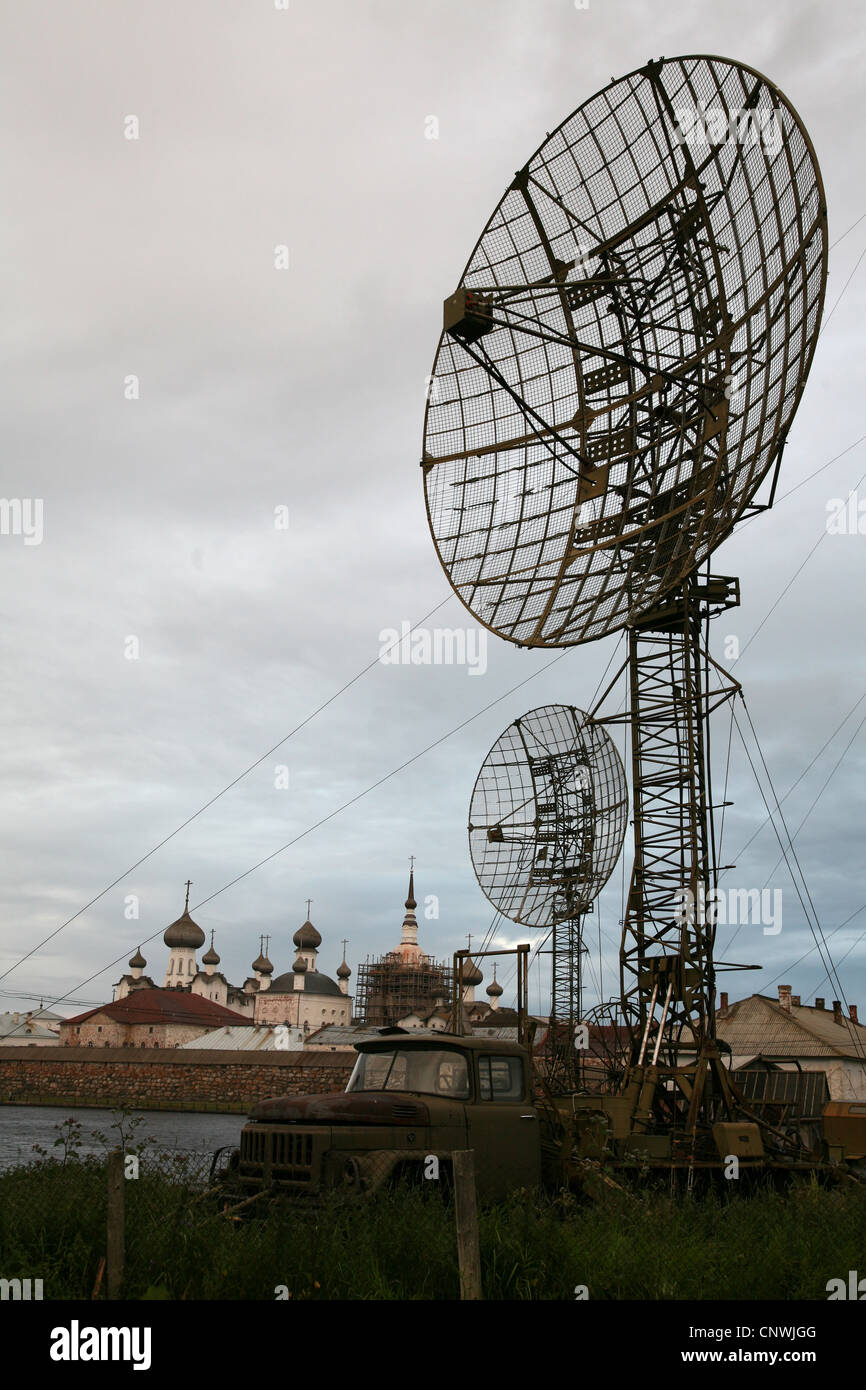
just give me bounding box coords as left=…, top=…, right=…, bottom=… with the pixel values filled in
left=613, top=574, right=742, bottom=1133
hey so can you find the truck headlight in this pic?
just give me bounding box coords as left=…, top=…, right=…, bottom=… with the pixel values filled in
left=343, top=1157, right=363, bottom=1188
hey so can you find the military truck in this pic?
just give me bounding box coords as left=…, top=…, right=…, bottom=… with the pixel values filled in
left=225, top=1032, right=554, bottom=1203
left=217, top=1023, right=864, bottom=1206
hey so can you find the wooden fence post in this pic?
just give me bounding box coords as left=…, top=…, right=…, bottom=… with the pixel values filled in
left=452, top=1149, right=483, bottom=1301
left=106, top=1149, right=125, bottom=1299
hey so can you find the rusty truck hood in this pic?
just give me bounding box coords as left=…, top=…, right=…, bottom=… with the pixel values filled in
left=249, top=1092, right=434, bottom=1125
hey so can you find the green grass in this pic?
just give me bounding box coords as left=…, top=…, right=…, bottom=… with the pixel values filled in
left=1, top=1157, right=863, bottom=1300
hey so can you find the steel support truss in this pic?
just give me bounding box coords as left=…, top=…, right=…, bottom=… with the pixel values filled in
left=612, top=574, right=743, bottom=1139
left=547, top=913, right=588, bottom=1092
left=525, top=735, right=594, bottom=1093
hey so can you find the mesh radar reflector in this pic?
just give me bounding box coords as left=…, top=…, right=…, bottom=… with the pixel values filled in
left=421, top=55, right=827, bottom=648
left=468, top=705, right=628, bottom=928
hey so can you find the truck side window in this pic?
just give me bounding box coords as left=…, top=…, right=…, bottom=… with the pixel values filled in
left=478, top=1055, right=524, bottom=1102
left=435, top=1055, right=469, bottom=1097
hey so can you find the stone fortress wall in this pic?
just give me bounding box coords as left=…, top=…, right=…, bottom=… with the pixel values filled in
left=0, top=1046, right=354, bottom=1114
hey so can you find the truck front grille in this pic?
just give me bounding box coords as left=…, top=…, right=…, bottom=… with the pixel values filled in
left=240, top=1126, right=315, bottom=1185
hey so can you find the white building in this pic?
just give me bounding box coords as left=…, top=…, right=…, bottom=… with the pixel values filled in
left=178, top=1023, right=304, bottom=1052
left=254, top=916, right=352, bottom=1033
left=0, top=1011, right=60, bottom=1046
left=111, top=886, right=354, bottom=1036
left=113, top=888, right=280, bottom=1018
left=712, top=987, right=866, bottom=1101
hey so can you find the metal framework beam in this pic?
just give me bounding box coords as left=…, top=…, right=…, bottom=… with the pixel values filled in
left=547, top=913, right=587, bottom=1091
left=619, top=574, right=741, bottom=1121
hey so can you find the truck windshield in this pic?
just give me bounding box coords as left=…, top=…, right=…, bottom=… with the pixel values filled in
left=347, top=1048, right=470, bottom=1099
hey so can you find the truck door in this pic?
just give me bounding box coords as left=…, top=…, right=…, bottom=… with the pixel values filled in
left=466, top=1053, right=541, bottom=1199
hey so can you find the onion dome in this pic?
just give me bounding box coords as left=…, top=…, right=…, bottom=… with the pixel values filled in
left=405, top=870, right=417, bottom=912
left=163, top=909, right=206, bottom=949
left=202, top=935, right=221, bottom=967
left=486, top=975, right=503, bottom=998
left=336, top=958, right=351, bottom=980
left=253, top=952, right=273, bottom=974
left=463, top=956, right=483, bottom=986
left=129, top=947, right=146, bottom=970
left=269, top=968, right=342, bottom=996
left=164, top=883, right=206, bottom=949
left=293, top=919, right=322, bottom=950
left=292, top=954, right=308, bottom=973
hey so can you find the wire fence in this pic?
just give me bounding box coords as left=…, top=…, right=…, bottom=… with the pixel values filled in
left=2, top=1114, right=865, bottom=1300
left=0, top=1114, right=497, bottom=1300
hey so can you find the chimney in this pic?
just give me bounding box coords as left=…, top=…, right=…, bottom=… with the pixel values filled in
left=850, top=1004, right=859, bottom=1024
left=792, top=995, right=801, bottom=1007
left=815, top=998, right=825, bottom=1010
left=720, top=992, right=729, bottom=1011
left=778, top=984, right=792, bottom=1012
left=833, top=1000, right=843, bottom=1025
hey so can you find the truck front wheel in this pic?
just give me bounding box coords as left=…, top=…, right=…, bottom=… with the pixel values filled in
left=388, top=1159, right=453, bottom=1201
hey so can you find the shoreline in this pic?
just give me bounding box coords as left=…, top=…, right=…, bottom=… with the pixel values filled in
left=0, top=1095, right=249, bottom=1114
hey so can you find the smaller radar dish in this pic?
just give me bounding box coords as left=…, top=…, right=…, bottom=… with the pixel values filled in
left=468, top=704, right=628, bottom=927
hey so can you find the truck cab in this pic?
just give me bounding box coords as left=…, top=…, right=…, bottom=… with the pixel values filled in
left=234, top=1033, right=542, bottom=1202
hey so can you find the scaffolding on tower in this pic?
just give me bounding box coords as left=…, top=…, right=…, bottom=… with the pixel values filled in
left=353, top=952, right=454, bottom=1028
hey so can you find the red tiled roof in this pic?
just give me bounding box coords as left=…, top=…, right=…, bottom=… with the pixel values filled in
left=62, top=988, right=252, bottom=1029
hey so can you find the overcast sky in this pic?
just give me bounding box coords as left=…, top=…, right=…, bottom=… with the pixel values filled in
left=1, top=0, right=864, bottom=1023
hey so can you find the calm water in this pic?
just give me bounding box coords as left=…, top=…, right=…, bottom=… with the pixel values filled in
left=0, top=1105, right=245, bottom=1173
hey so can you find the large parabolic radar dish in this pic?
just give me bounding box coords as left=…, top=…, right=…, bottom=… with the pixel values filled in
left=422, top=55, right=827, bottom=647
